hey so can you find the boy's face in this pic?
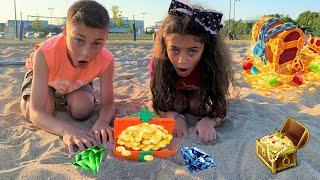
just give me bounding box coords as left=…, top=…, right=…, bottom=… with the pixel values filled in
left=64, top=22, right=108, bottom=68
left=165, top=33, right=204, bottom=77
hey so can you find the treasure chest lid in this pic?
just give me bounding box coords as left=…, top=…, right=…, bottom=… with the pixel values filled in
left=280, top=116, right=310, bottom=149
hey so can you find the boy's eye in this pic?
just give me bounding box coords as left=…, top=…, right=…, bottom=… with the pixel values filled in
left=75, top=38, right=85, bottom=44
left=92, top=42, right=102, bottom=48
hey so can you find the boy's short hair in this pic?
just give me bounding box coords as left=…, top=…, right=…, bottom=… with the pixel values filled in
left=67, top=0, right=110, bottom=29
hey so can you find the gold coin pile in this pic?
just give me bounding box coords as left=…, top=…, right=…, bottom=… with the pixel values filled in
left=116, top=123, right=173, bottom=152
left=260, top=132, right=295, bottom=153
left=243, top=53, right=320, bottom=102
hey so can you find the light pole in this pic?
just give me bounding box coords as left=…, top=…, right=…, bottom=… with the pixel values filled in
left=141, top=12, right=146, bottom=33
left=14, top=0, right=18, bottom=38
left=48, top=8, right=54, bottom=32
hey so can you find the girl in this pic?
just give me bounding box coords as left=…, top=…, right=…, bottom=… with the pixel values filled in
left=150, top=0, right=234, bottom=143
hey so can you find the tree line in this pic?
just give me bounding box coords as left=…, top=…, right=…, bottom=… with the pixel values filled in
left=221, top=11, right=320, bottom=39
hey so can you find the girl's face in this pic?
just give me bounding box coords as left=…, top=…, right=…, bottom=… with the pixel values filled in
left=165, top=33, right=204, bottom=77
left=64, top=22, right=108, bottom=68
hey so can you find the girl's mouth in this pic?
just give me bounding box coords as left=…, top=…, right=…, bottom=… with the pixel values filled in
left=178, top=68, right=188, bottom=72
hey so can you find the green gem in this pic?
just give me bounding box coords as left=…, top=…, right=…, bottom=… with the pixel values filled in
left=310, top=61, right=320, bottom=72
left=72, top=146, right=106, bottom=174
left=268, top=77, right=278, bottom=86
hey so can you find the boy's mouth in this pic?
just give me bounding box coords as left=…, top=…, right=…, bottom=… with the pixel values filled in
left=78, top=61, right=88, bottom=67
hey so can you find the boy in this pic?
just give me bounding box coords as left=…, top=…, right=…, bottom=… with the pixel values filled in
left=20, top=0, right=114, bottom=155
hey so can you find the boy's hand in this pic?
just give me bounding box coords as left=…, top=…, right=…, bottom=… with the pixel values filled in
left=91, top=119, right=113, bottom=145
left=195, top=117, right=216, bottom=143
left=173, top=117, right=188, bottom=138
left=63, top=128, right=98, bottom=156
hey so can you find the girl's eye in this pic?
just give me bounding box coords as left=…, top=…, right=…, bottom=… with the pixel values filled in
left=188, top=49, right=197, bottom=56
left=171, top=48, right=179, bottom=55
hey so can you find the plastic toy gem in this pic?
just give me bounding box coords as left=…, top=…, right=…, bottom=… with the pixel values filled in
left=310, top=61, right=320, bottom=72
left=181, top=147, right=216, bottom=173
left=72, top=146, right=106, bottom=174
left=242, top=58, right=253, bottom=71
left=268, top=77, right=278, bottom=86
left=251, top=66, right=259, bottom=75
left=292, top=72, right=303, bottom=85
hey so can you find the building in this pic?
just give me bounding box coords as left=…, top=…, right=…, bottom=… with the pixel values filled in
left=146, top=21, right=162, bottom=34
left=7, top=20, right=49, bottom=36
left=0, top=23, right=5, bottom=31
left=109, top=17, right=145, bottom=34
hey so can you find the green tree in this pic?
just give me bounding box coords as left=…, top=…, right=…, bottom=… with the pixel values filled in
left=111, top=5, right=123, bottom=27
left=296, top=11, right=320, bottom=36
left=32, top=18, right=42, bottom=32
left=263, top=14, right=295, bottom=23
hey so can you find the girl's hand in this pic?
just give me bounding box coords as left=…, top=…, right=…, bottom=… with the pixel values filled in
left=195, top=117, right=216, bottom=143
left=62, top=128, right=98, bottom=156
left=91, top=119, right=113, bottom=145
left=173, top=116, right=188, bottom=138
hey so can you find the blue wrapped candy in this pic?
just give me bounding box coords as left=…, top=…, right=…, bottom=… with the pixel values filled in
left=181, top=147, right=216, bottom=173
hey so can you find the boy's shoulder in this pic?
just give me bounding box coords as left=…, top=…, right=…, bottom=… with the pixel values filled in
left=40, top=35, right=65, bottom=51
left=98, top=47, right=113, bottom=60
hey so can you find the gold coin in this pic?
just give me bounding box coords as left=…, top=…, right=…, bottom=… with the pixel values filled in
left=115, top=146, right=126, bottom=153
left=143, top=155, right=154, bottom=161
left=309, top=87, right=317, bottom=94
left=121, top=150, right=131, bottom=156
left=132, top=146, right=141, bottom=151
left=117, top=140, right=125, bottom=145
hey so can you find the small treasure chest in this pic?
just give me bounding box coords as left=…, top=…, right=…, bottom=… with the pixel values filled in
left=113, top=111, right=177, bottom=161
left=256, top=116, right=309, bottom=174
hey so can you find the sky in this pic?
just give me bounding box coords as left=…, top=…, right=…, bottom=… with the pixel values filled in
left=0, top=0, right=319, bottom=28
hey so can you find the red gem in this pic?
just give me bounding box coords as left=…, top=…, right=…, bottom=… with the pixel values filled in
left=292, top=72, right=303, bottom=85
left=316, top=39, right=320, bottom=46
left=242, top=58, right=253, bottom=71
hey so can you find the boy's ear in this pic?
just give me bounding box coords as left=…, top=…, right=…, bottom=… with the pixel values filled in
left=62, top=26, right=66, bottom=35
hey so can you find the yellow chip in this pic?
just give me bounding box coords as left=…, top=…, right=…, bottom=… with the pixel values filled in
left=143, top=155, right=154, bottom=161
left=132, top=146, right=141, bottom=151
left=142, top=147, right=151, bottom=151
left=115, top=146, right=126, bottom=153
left=117, top=140, right=125, bottom=145
left=121, top=150, right=131, bottom=156
left=151, top=145, right=160, bottom=151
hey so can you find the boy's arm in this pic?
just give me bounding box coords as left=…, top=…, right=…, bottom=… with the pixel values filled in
left=29, top=49, right=73, bottom=136
left=30, top=49, right=97, bottom=153
left=92, top=60, right=115, bottom=144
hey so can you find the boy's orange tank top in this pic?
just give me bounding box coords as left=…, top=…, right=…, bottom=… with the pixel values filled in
left=25, top=34, right=113, bottom=95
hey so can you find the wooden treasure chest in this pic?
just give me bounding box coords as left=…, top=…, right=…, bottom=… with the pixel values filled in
left=252, top=18, right=306, bottom=74
left=256, top=116, right=309, bottom=174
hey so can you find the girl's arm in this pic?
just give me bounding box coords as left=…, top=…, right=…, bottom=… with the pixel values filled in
left=92, top=60, right=115, bottom=144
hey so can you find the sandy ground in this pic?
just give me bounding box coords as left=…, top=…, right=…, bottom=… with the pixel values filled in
left=0, top=41, right=319, bottom=179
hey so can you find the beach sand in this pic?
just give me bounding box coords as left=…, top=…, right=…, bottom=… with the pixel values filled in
left=0, top=41, right=319, bottom=179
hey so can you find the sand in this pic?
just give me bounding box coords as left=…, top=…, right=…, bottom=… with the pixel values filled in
left=0, top=41, right=319, bottom=179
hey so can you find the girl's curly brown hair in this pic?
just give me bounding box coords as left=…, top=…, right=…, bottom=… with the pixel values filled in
left=151, top=14, right=234, bottom=118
